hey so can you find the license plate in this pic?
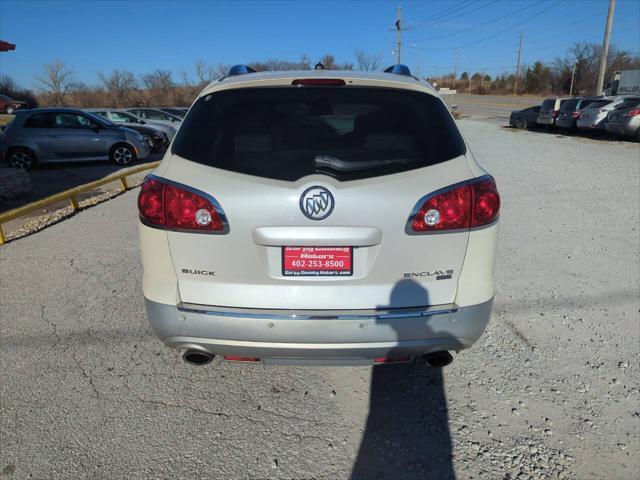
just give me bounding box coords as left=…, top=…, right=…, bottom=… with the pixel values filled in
left=282, top=247, right=353, bottom=277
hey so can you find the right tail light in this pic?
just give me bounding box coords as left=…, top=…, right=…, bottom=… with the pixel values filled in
left=626, top=109, right=640, bottom=117
left=410, top=176, right=500, bottom=233
left=138, top=176, right=228, bottom=233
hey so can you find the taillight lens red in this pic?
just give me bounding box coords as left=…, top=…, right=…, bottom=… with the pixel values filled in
left=411, top=176, right=500, bottom=232
left=138, top=177, right=165, bottom=226
left=572, top=111, right=581, bottom=118
left=138, top=176, right=225, bottom=232
left=412, top=184, right=471, bottom=232
left=626, top=109, right=640, bottom=117
left=552, top=110, right=559, bottom=118
left=470, top=177, right=500, bottom=227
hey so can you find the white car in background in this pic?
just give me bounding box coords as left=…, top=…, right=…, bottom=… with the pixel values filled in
left=126, top=108, right=183, bottom=129
left=138, top=65, right=500, bottom=367
left=89, top=109, right=177, bottom=141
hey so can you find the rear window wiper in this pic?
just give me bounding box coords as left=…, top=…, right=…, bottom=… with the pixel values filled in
left=314, top=155, right=412, bottom=172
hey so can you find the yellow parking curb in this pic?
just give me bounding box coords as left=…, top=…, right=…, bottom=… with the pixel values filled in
left=0, top=161, right=160, bottom=245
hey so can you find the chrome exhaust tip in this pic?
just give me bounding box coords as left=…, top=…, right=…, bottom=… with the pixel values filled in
left=182, top=349, right=215, bottom=366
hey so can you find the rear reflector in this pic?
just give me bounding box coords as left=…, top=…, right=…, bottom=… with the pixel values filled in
left=138, top=176, right=226, bottom=232
left=411, top=175, right=500, bottom=233
left=223, top=356, right=260, bottom=362
left=292, top=78, right=346, bottom=86
left=374, top=357, right=412, bottom=364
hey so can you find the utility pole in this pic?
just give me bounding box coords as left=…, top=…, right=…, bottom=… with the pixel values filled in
left=569, top=63, right=577, bottom=96
left=453, top=49, right=458, bottom=79
left=595, top=0, right=615, bottom=95
left=513, top=32, right=523, bottom=95
left=395, top=5, right=402, bottom=64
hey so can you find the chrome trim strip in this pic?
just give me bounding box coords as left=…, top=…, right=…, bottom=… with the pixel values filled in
left=177, top=302, right=458, bottom=320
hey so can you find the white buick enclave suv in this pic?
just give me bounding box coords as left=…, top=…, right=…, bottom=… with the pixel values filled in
left=138, top=64, right=500, bottom=367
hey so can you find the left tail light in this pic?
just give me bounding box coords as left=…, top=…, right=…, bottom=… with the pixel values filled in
left=409, top=175, right=500, bottom=233
left=138, top=176, right=228, bottom=233
left=572, top=111, right=581, bottom=118
left=626, top=109, right=640, bottom=117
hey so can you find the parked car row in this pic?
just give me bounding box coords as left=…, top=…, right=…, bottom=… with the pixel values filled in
left=0, top=106, right=188, bottom=170
left=509, top=95, right=640, bottom=141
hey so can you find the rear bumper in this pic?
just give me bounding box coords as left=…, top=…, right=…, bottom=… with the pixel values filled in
left=605, top=121, right=637, bottom=136
left=145, top=297, right=493, bottom=363
left=555, top=118, right=575, bottom=129
left=536, top=117, right=554, bottom=125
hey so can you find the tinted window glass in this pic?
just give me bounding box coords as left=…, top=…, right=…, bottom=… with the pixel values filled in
left=172, top=87, right=466, bottom=182
left=111, top=111, right=136, bottom=122
left=617, top=98, right=640, bottom=109
left=54, top=113, right=99, bottom=129
left=23, top=113, right=55, bottom=128
left=560, top=99, right=579, bottom=111
left=585, top=100, right=612, bottom=109
left=578, top=99, right=596, bottom=109
left=541, top=99, right=555, bottom=109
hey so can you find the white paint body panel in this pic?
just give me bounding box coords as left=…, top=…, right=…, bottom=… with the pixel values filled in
left=140, top=70, right=497, bottom=312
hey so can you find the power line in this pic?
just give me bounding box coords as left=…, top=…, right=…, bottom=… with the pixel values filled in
left=408, top=0, right=500, bottom=31
left=404, top=0, right=476, bottom=30
left=409, top=0, right=544, bottom=43
left=408, top=0, right=564, bottom=51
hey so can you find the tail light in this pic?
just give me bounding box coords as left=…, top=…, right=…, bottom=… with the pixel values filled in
left=552, top=110, right=559, bottom=118
left=410, top=176, right=500, bottom=233
left=626, top=109, right=640, bottom=117
left=138, top=176, right=227, bottom=233
left=572, top=111, right=581, bottom=118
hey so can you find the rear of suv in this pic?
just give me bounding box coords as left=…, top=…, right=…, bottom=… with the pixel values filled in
left=139, top=65, right=500, bottom=367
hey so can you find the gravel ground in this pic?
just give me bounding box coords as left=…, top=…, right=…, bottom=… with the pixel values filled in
left=0, top=120, right=638, bottom=479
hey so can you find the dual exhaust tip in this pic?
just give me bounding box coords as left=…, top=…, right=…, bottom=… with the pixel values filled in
left=182, top=349, right=453, bottom=368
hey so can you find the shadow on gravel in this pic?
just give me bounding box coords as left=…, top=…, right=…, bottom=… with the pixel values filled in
left=0, top=156, right=161, bottom=214
left=352, top=280, right=456, bottom=480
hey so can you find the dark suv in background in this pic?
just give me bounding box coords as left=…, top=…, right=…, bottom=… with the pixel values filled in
left=0, top=94, right=28, bottom=114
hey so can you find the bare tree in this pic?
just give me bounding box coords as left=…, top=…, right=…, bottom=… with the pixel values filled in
left=354, top=49, right=382, bottom=71
left=36, top=60, right=76, bottom=106
left=194, top=60, right=217, bottom=85
left=98, top=70, right=137, bottom=107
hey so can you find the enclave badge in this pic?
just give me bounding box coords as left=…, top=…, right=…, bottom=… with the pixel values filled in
left=300, top=186, right=335, bottom=220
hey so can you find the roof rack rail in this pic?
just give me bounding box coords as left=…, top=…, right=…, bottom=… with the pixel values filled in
left=384, top=64, right=412, bottom=76
left=228, top=64, right=256, bottom=76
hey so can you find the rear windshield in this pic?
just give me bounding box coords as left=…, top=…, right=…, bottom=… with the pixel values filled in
left=578, top=99, right=596, bottom=109
left=541, top=99, right=555, bottom=109
left=616, top=98, right=640, bottom=109
left=560, top=99, right=579, bottom=111
left=585, top=100, right=612, bottom=109
left=172, top=87, right=466, bottom=182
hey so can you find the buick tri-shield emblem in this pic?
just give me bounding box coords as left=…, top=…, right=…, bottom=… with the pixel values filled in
left=300, top=186, right=335, bottom=220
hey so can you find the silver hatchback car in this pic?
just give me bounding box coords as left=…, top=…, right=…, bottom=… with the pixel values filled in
left=577, top=96, right=627, bottom=131
left=138, top=65, right=500, bottom=367
left=0, top=108, right=149, bottom=170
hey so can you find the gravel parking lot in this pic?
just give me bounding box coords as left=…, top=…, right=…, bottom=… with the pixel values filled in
left=1, top=120, right=638, bottom=479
